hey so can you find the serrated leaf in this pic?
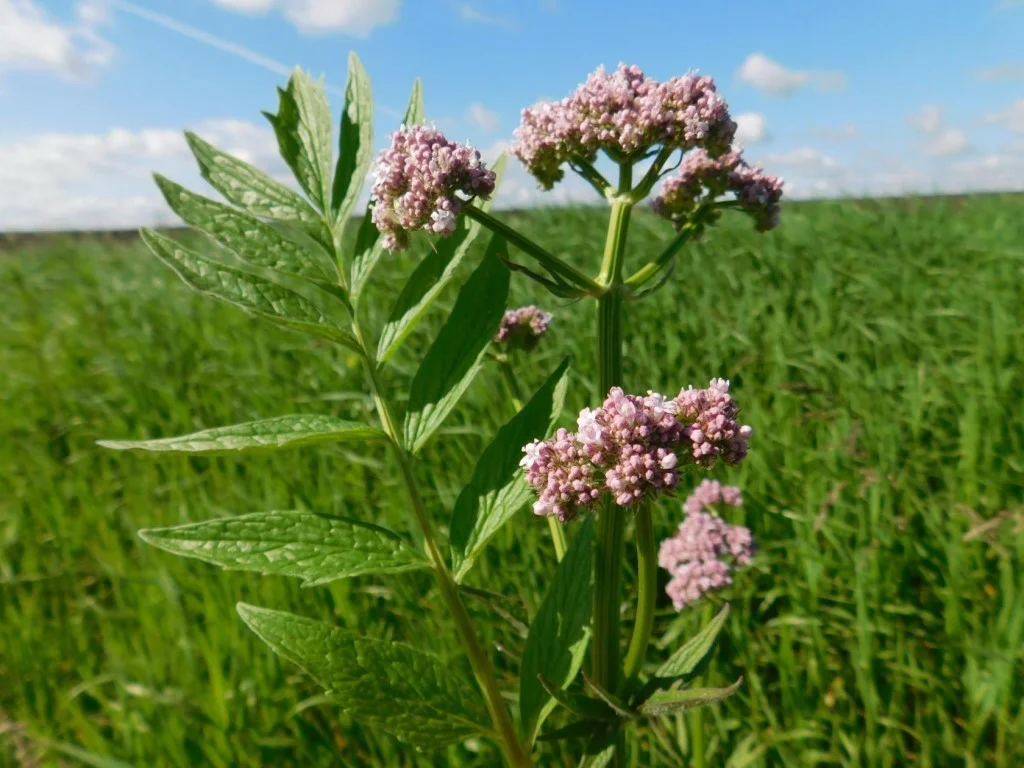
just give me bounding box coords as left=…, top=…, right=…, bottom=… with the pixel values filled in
left=582, top=674, right=636, bottom=719
left=375, top=154, right=507, bottom=364
left=331, top=52, right=373, bottom=228
left=451, top=356, right=571, bottom=581
left=636, top=677, right=743, bottom=718
left=536, top=675, right=618, bottom=723
left=98, top=414, right=385, bottom=454
left=656, top=603, right=731, bottom=679
left=138, top=228, right=359, bottom=350
left=138, top=511, right=427, bottom=586
left=349, top=210, right=383, bottom=304
left=402, top=235, right=510, bottom=454
left=184, top=130, right=330, bottom=246
left=266, top=69, right=335, bottom=213
left=237, top=604, right=490, bottom=748
left=520, top=516, right=594, bottom=744
left=154, top=174, right=335, bottom=282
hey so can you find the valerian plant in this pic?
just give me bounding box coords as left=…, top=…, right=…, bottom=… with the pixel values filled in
left=100, top=55, right=782, bottom=767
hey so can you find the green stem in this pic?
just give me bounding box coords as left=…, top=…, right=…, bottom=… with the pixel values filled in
left=498, top=357, right=568, bottom=562
left=462, top=205, right=603, bottom=296
left=591, top=170, right=633, bottom=758
left=353, top=329, right=532, bottom=768
left=687, top=601, right=714, bottom=768
left=620, top=503, right=656, bottom=695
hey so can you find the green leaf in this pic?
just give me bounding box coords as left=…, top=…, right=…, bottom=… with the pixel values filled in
left=535, top=719, right=606, bottom=743
left=138, top=229, right=359, bottom=350
left=331, top=52, right=373, bottom=227
left=656, top=603, right=731, bottom=679
left=536, top=675, right=619, bottom=723
left=402, top=235, right=510, bottom=454
left=184, top=130, right=330, bottom=246
left=349, top=210, right=383, bottom=304
left=519, top=516, right=594, bottom=744
left=402, top=77, right=424, bottom=126
left=636, top=677, right=743, bottom=718
left=139, top=511, right=427, bottom=586
left=450, top=356, right=571, bottom=581
left=348, top=78, right=423, bottom=303
left=265, top=69, right=335, bottom=213
left=582, top=674, right=636, bottom=719
left=237, top=604, right=490, bottom=748
left=153, top=174, right=335, bottom=282
left=97, top=414, right=385, bottom=454
left=375, top=154, right=508, bottom=364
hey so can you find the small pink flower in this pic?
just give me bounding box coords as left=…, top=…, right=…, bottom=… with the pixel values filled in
left=494, top=306, right=552, bottom=351
left=370, top=124, right=496, bottom=252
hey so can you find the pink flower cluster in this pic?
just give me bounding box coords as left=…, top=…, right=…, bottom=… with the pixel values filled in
left=512, top=64, right=737, bottom=189
left=520, top=381, right=752, bottom=523
left=370, top=124, right=496, bottom=252
left=494, top=305, right=552, bottom=351
left=659, top=483, right=755, bottom=610
left=651, top=149, right=784, bottom=233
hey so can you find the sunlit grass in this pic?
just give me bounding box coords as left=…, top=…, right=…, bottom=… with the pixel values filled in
left=2, top=194, right=1022, bottom=766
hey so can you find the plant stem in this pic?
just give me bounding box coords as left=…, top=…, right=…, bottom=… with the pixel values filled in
left=462, top=205, right=603, bottom=296
left=591, top=169, right=633, bottom=768
left=620, top=503, right=656, bottom=695
left=498, top=357, right=567, bottom=562
left=687, top=601, right=715, bottom=768
left=353, top=328, right=532, bottom=768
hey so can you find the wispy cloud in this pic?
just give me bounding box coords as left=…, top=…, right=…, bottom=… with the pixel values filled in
left=975, top=62, right=1024, bottom=81
left=455, top=3, right=518, bottom=31
left=108, top=1, right=401, bottom=116
left=736, top=53, right=845, bottom=97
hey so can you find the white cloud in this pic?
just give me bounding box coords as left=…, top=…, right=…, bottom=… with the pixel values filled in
left=0, top=0, right=113, bottom=82
left=975, top=63, right=1024, bottom=81
left=760, top=146, right=840, bottom=173
left=981, top=97, right=1024, bottom=132
left=906, top=105, right=969, bottom=156
left=906, top=105, right=943, bottom=133
left=733, top=113, right=768, bottom=148
left=812, top=124, right=859, bottom=140
left=924, top=129, right=969, bottom=156
left=210, top=0, right=400, bottom=36
left=736, top=53, right=845, bottom=97
left=0, top=120, right=285, bottom=230
left=467, top=102, right=500, bottom=132
left=455, top=3, right=518, bottom=30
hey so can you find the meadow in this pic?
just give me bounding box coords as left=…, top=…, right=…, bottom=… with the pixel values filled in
left=2, top=195, right=1022, bottom=767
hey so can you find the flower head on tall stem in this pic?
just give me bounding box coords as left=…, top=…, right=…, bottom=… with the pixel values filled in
left=658, top=484, right=756, bottom=610
left=494, top=305, right=552, bottom=351
left=512, top=64, right=737, bottom=190
left=521, top=380, right=752, bottom=522
left=370, top=124, right=496, bottom=251
left=652, top=149, right=784, bottom=233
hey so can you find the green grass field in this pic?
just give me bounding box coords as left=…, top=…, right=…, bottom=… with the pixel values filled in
left=2, top=196, right=1022, bottom=767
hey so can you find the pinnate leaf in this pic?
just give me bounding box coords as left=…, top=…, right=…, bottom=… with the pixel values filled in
left=236, top=604, right=490, bottom=748
left=331, top=52, right=373, bottom=227
left=184, top=130, right=331, bottom=246
left=138, top=511, right=426, bottom=586
left=98, top=414, right=385, bottom=454
left=520, top=516, right=594, bottom=744
left=376, top=154, right=507, bottom=365
left=265, top=69, right=335, bottom=213
left=656, top=603, right=731, bottom=679
left=153, top=174, right=334, bottom=282
left=138, top=228, right=359, bottom=350
left=636, top=677, right=743, bottom=718
left=450, top=356, right=570, bottom=581
left=402, top=235, right=510, bottom=454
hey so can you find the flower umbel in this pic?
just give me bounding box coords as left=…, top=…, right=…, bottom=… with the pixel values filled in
left=370, top=124, right=496, bottom=252
left=652, top=149, right=784, bottom=233
left=659, top=484, right=756, bottom=610
left=522, top=381, right=752, bottom=521
left=512, top=64, right=737, bottom=190
left=494, top=306, right=552, bottom=351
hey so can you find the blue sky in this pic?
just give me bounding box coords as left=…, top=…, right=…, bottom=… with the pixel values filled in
left=1, top=0, right=1022, bottom=229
